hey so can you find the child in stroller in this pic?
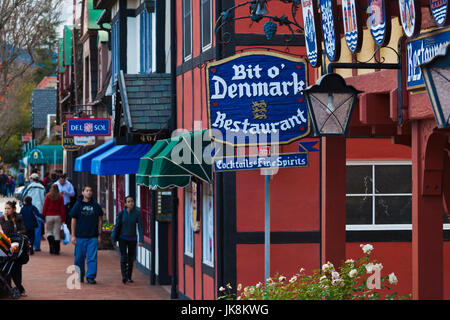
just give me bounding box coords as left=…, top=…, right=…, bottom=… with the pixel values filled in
left=0, top=232, right=30, bottom=299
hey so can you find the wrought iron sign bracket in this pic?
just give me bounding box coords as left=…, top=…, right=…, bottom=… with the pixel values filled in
left=326, top=44, right=405, bottom=125
left=215, top=0, right=305, bottom=44
left=327, top=62, right=404, bottom=125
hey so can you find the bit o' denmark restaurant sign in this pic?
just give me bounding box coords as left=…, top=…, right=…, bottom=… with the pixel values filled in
left=206, top=51, right=309, bottom=146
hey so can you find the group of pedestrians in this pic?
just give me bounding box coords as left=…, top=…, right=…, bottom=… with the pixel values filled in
left=0, top=170, right=145, bottom=297
left=70, top=187, right=144, bottom=285
left=0, top=170, right=17, bottom=198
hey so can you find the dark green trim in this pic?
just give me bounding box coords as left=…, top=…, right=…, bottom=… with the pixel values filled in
left=155, top=0, right=166, bottom=73
left=236, top=231, right=320, bottom=244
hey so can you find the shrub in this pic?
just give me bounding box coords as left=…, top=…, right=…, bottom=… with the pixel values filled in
left=219, top=244, right=411, bottom=300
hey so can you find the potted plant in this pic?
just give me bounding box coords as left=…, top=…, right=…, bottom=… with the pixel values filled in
left=99, top=223, right=114, bottom=250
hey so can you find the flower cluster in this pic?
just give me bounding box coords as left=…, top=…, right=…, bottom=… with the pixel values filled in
left=102, top=223, right=113, bottom=232
left=218, top=244, right=410, bottom=300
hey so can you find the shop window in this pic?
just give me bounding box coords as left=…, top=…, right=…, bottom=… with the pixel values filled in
left=346, top=162, right=412, bottom=230
left=140, top=186, right=151, bottom=240
left=116, top=175, right=125, bottom=213
left=202, top=182, right=214, bottom=267
left=98, top=48, right=103, bottom=91
left=200, top=0, right=212, bottom=51
left=139, top=9, right=152, bottom=74
left=183, top=0, right=192, bottom=61
left=184, top=184, right=194, bottom=257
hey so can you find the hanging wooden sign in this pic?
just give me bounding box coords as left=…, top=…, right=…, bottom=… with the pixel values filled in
left=301, top=0, right=322, bottom=67
left=430, top=0, right=450, bottom=26
left=368, top=0, right=392, bottom=47
left=398, top=0, right=421, bottom=38
left=342, top=0, right=362, bottom=53
left=320, top=0, right=340, bottom=62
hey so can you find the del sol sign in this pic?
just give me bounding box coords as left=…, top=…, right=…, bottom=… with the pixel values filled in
left=66, top=118, right=111, bottom=136
left=206, top=51, right=310, bottom=146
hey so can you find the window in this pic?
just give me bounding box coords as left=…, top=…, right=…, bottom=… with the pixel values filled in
left=183, top=0, right=192, bottom=61
left=202, top=183, right=214, bottom=267
left=184, top=184, right=194, bottom=257
left=200, top=0, right=212, bottom=51
left=111, top=20, right=120, bottom=83
left=140, top=186, right=151, bottom=240
left=84, top=57, right=90, bottom=103
left=116, top=174, right=125, bottom=213
left=346, top=162, right=412, bottom=230
left=98, top=48, right=103, bottom=92
left=140, top=9, right=152, bottom=73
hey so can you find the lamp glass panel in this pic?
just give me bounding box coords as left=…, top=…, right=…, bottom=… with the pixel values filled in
left=309, top=92, right=355, bottom=134
left=430, top=67, right=450, bottom=127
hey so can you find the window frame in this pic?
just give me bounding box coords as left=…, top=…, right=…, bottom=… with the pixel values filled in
left=140, top=185, right=152, bottom=242
left=182, top=0, right=193, bottom=61
left=111, top=20, right=120, bottom=84
left=184, top=185, right=194, bottom=257
left=346, top=161, right=415, bottom=231
left=202, top=182, right=214, bottom=267
left=200, top=0, right=212, bottom=52
left=139, top=9, right=152, bottom=74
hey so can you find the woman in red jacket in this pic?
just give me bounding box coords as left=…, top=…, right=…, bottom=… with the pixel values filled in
left=42, top=184, right=65, bottom=255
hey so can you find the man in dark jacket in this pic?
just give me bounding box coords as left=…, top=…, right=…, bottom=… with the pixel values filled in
left=18, top=196, right=41, bottom=255
left=70, top=185, right=103, bottom=284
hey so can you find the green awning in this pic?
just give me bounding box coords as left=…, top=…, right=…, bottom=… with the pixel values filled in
left=64, top=26, right=74, bottom=66
left=97, top=30, right=109, bottom=44
left=26, top=145, right=63, bottom=165
left=89, top=0, right=104, bottom=29
left=136, top=130, right=213, bottom=189
left=58, top=38, right=65, bottom=74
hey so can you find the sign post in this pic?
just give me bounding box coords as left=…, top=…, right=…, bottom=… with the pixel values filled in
left=264, top=169, right=271, bottom=284
left=207, top=51, right=311, bottom=284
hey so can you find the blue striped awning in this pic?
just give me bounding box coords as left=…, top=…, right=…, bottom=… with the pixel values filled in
left=74, top=139, right=115, bottom=172
left=91, top=143, right=152, bottom=175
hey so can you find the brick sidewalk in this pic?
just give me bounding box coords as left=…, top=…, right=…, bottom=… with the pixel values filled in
left=15, top=239, right=171, bottom=300
left=0, top=197, right=170, bottom=300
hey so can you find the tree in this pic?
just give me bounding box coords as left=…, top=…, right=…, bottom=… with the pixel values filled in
left=0, top=72, right=34, bottom=164
left=0, top=0, right=62, bottom=94
left=0, top=0, right=62, bottom=164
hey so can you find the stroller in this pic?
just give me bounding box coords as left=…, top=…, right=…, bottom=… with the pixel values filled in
left=0, top=232, right=30, bottom=299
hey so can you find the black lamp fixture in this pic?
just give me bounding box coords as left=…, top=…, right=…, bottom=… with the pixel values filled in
left=419, top=43, right=450, bottom=129
left=302, top=73, right=363, bottom=136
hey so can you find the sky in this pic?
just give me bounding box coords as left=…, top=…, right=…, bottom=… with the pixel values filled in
left=57, top=0, right=80, bottom=37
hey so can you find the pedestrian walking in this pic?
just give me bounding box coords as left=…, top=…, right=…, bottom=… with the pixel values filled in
left=42, top=172, right=49, bottom=189
left=42, top=184, right=65, bottom=255
left=20, top=173, right=45, bottom=252
left=70, top=185, right=103, bottom=284
left=7, top=175, right=15, bottom=197
left=0, top=200, right=27, bottom=296
left=17, top=170, right=24, bottom=187
left=19, top=196, right=41, bottom=255
left=55, top=174, right=75, bottom=233
left=111, top=196, right=144, bottom=284
left=0, top=170, right=6, bottom=197
left=45, top=172, right=58, bottom=193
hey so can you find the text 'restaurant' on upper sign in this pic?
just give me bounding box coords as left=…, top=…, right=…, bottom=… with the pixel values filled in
left=206, top=51, right=310, bottom=146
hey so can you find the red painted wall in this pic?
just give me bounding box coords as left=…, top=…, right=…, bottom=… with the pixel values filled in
left=237, top=243, right=320, bottom=290
left=347, top=138, right=411, bottom=160
left=175, top=0, right=427, bottom=301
